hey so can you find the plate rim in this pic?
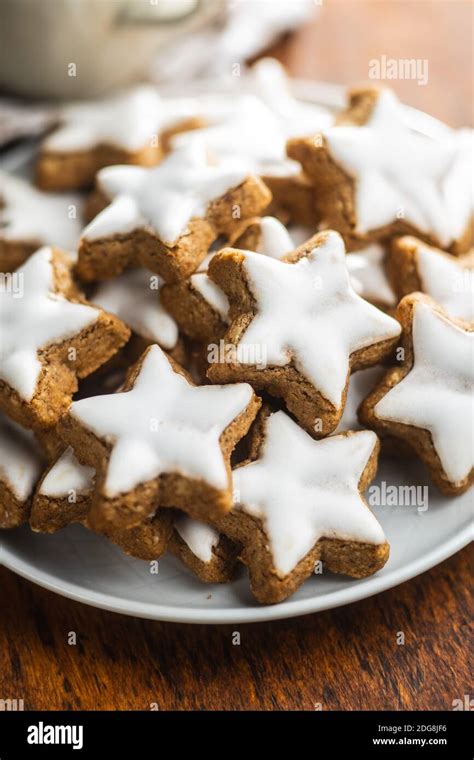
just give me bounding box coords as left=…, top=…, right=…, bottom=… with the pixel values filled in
left=1, top=523, right=471, bottom=624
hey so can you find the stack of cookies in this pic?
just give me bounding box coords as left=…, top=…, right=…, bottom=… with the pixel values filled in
left=0, top=60, right=472, bottom=604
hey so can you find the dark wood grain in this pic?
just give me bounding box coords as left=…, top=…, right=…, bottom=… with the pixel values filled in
left=1, top=0, right=472, bottom=712
left=0, top=547, right=472, bottom=710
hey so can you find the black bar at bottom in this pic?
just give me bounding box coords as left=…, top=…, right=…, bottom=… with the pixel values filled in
left=0, top=710, right=470, bottom=757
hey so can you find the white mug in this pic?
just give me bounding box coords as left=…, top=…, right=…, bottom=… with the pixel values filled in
left=0, top=0, right=222, bottom=99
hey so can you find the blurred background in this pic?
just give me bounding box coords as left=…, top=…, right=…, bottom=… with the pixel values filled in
left=0, top=0, right=472, bottom=142
left=271, top=0, right=473, bottom=126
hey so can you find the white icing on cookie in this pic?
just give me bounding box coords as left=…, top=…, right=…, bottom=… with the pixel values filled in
left=374, top=301, right=474, bottom=484
left=250, top=58, right=333, bottom=137
left=233, top=411, right=385, bottom=576
left=334, top=366, right=386, bottom=434
left=171, top=59, right=333, bottom=179
left=256, top=216, right=295, bottom=258
left=40, top=447, right=95, bottom=498
left=0, top=415, right=42, bottom=501
left=191, top=216, right=295, bottom=322
left=191, top=271, right=230, bottom=321
left=174, top=513, right=220, bottom=564
left=171, top=93, right=322, bottom=179
left=82, top=144, right=248, bottom=245
left=40, top=445, right=220, bottom=562
left=0, top=171, right=83, bottom=250
left=346, top=244, right=396, bottom=308
left=323, top=90, right=473, bottom=246
left=160, top=93, right=245, bottom=131
left=414, top=241, right=474, bottom=323
left=70, top=344, right=254, bottom=496
left=93, top=269, right=178, bottom=348
left=171, top=95, right=288, bottom=170
left=0, top=247, right=100, bottom=400
left=233, top=231, right=401, bottom=407
left=43, top=86, right=162, bottom=153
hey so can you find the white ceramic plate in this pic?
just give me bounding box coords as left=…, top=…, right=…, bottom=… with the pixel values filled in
left=1, top=456, right=472, bottom=623
left=0, top=81, right=471, bottom=623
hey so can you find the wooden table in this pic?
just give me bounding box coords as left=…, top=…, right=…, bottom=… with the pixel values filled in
left=1, top=0, right=472, bottom=711
left=0, top=548, right=471, bottom=710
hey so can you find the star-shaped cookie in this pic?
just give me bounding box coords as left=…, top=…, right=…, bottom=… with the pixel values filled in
left=250, top=58, right=333, bottom=138
left=289, top=227, right=395, bottom=310
left=0, top=246, right=130, bottom=431
left=31, top=445, right=237, bottom=581
left=0, top=171, right=83, bottom=272
left=92, top=269, right=179, bottom=350
left=333, top=366, right=386, bottom=434
left=388, top=236, right=474, bottom=323
left=359, top=294, right=473, bottom=495
left=59, top=344, right=261, bottom=530
left=160, top=215, right=296, bottom=343
left=172, top=60, right=332, bottom=173
left=170, top=511, right=239, bottom=583
left=31, top=446, right=174, bottom=560
left=31, top=446, right=96, bottom=533
left=216, top=409, right=388, bottom=604
left=207, top=230, right=401, bottom=436
left=164, top=219, right=394, bottom=369
left=36, top=85, right=164, bottom=190
left=171, top=95, right=291, bottom=172
left=0, top=413, right=43, bottom=528
left=287, top=88, right=473, bottom=253
left=346, top=244, right=396, bottom=311
left=170, top=61, right=331, bottom=226
left=78, top=143, right=271, bottom=283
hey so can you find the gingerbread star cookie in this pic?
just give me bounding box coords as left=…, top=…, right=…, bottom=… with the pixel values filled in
left=207, top=230, right=401, bottom=436
left=36, top=86, right=164, bottom=191
left=250, top=58, right=333, bottom=139
left=0, top=414, right=43, bottom=528
left=169, top=512, right=239, bottom=583
left=388, top=236, right=474, bottom=323
left=31, top=445, right=237, bottom=581
left=333, top=367, right=386, bottom=434
left=287, top=88, right=474, bottom=253
left=0, top=171, right=83, bottom=272
left=91, top=267, right=184, bottom=369
left=168, top=60, right=331, bottom=170
left=78, top=144, right=271, bottom=283
left=230, top=215, right=299, bottom=260
left=0, top=246, right=130, bottom=431
left=346, top=244, right=396, bottom=312
left=247, top=59, right=331, bottom=226
left=215, top=409, right=388, bottom=604
left=160, top=215, right=296, bottom=343
left=31, top=446, right=96, bottom=533
left=58, top=344, right=261, bottom=530
left=289, top=227, right=395, bottom=310
left=171, top=60, right=332, bottom=227
left=359, top=294, right=473, bottom=495
left=93, top=269, right=178, bottom=349
left=288, top=225, right=395, bottom=310
left=30, top=446, right=173, bottom=560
